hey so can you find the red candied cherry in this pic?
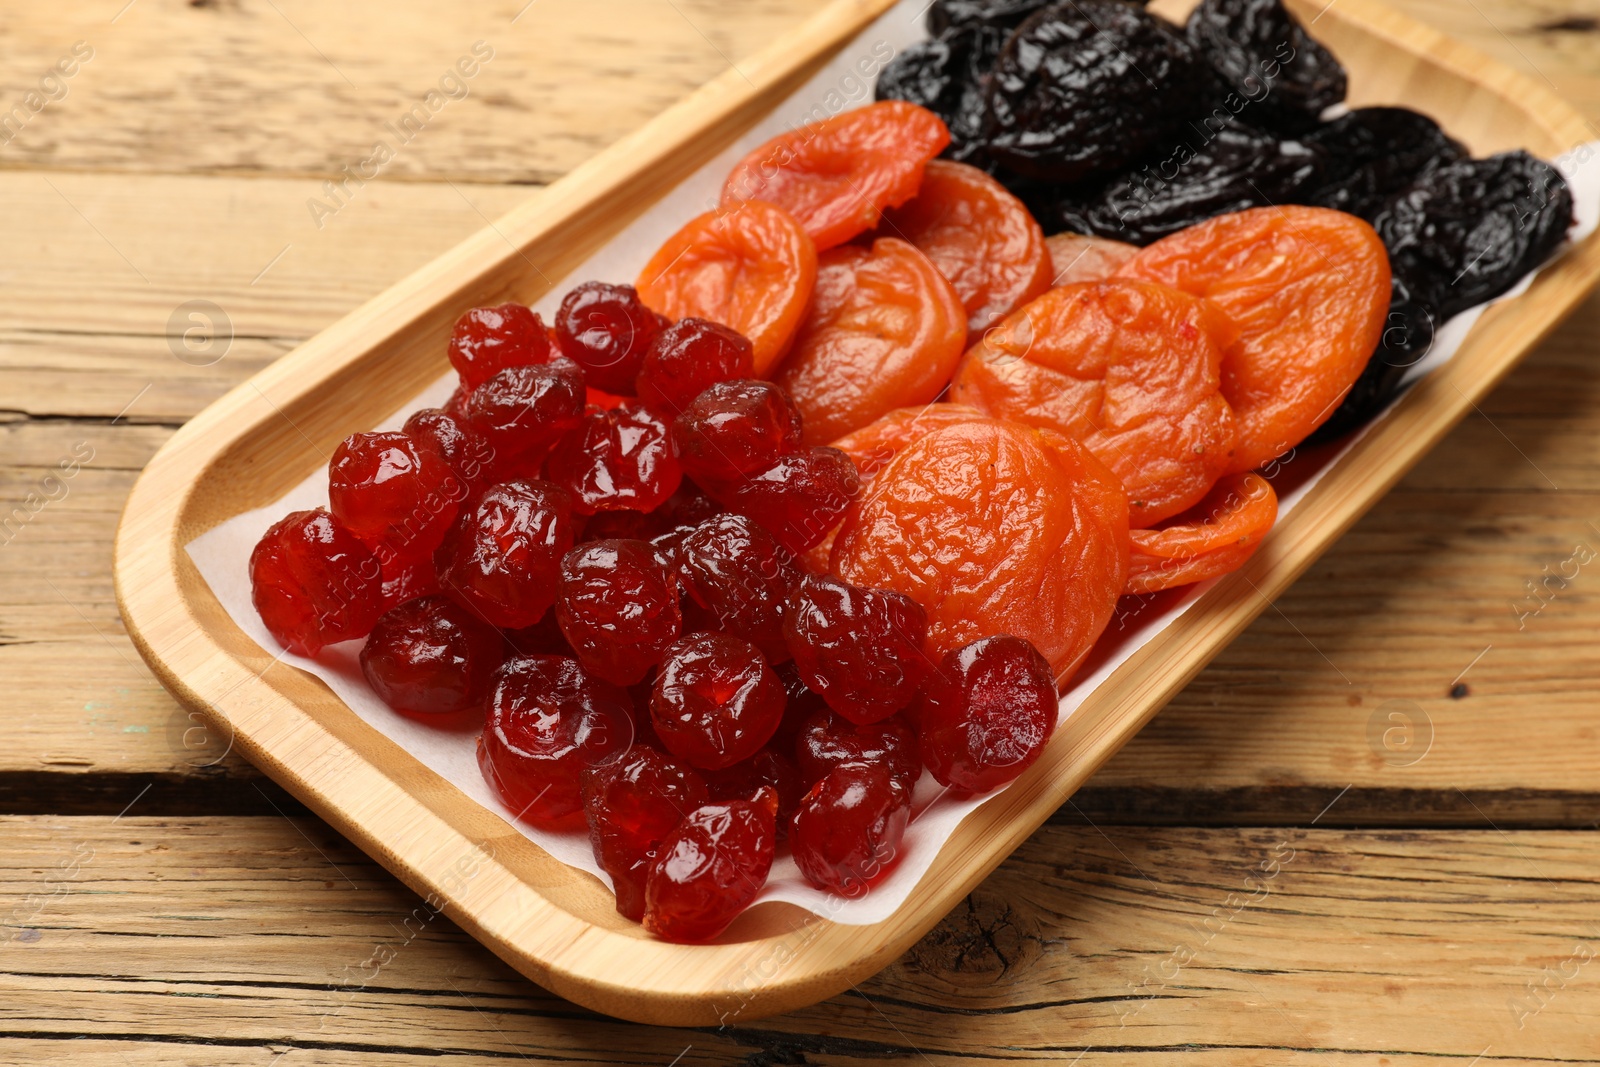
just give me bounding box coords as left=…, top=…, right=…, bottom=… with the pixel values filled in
left=545, top=401, right=682, bottom=515
left=794, top=707, right=921, bottom=796
left=583, top=746, right=708, bottom=921
left=556, top=539, right=682, bottom=686
left=379, top=555, right=440, bottom=611
left=729, top=446, right=860, bottom=555
left=703, top=746, right=805, bottom=841
left=464, top=360, right=586, bottom=465
left=791, top=764, right=910, bottom=897
left=444, top=382, right=473, bottom=421
left=479, top=655, right=635, bottom=828
left=360, top=595, right=504, bottom=715
left=917, top=635, right=1058, bottom=793
left=643, top=787, right=778, bottom=942
left=503, top=609, right=573, bottom=657
left=673, top=380, right=804, bottom=485
left=637, top=318, right=755, bottom=417
left=651, top=633, right=785, bottom=770
left=250, top=508, right=385, bottom=656
left=449, top=303, right=552, bottom=389
left=435, top=480, right=575, bottom=628
left=403, top=407, right=499, bottom=489
left=678, top=513, right=799, bottom=661
left=329, top=431, right=464, bottom=564
left=556, top=282, right=667, bottom=395
left=783, top=574, right=928, bottom=724
left=772, top=659, right=828, bottom=755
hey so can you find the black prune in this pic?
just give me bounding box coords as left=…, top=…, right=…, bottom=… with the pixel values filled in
left=979, top=0, right=1213, bottom=184
left=1376, top=150, right=1573, bottom=320
left=1186, top=0, right=1346, bottom=134
left=1053, top=122, right=1325, bottom=245
left=875, top=24, right=1006, bottom=161
left=927, top=0, right=1057, bottom=35
left=1303, top=107, right=1467, bottom=220
left=1307, top=277, right=1438, bottom=442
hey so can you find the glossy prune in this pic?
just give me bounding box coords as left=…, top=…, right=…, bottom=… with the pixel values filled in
left=1302, top=106, right=1467, bottom=221
left=1376, top=150, right=1573, bottom=321
left=980, top=1, right=1211, bottom=183
left=926, top=0, right=1056, bottom=35
left=873, top=25, right=1004, bottom=162
left=1186, top=0, right=1345, bottom=134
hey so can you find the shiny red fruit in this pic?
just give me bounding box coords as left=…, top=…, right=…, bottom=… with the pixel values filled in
left=583, top=746, right=709, bottom=921
left=678, top=513, right=799, bottom=661
left=360, top=595, right=504, bottom=715
left=556, top=282, right=666, bottom=395
left=479, top=655, right=635, bottom=828
left=791, top=764, right=910, bottom=896
left=449, top=303, right=553, bottom=389
left=702, top=746, right=805, bottom=841
left=556, top=539, right=682, bottom=686
left=651, top=633, right=786, bottom=770
left=729, top=446, right=860, bottom=555
left=643, top=786, right=777, bottom=942
left=378, top=554, right=441, bottom=611
left=917, top=635, right=1058, bottom=793
left=435, top=480, right=575, bottom=628
left=464, top=360, right=586, bottom=465
left=794, top=707, right=921, bottom=796
left=783, top=574, right=928, bottom=724
left=403, top=407, right=500, bottom=490
left=249, top=508, right=384, bottom=656
left=328, top=431, right=463, bottom=564
left=637, top=318, right=755, bottom=417
left=545, top=401, right=682, bottom=515
left=673, top=380, right=804, bottom=485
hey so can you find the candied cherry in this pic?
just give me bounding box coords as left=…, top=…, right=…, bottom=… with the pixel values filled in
left=464, top=360, right=586, bottom=465
left=651, top=633, right=786, bottom=770
left=328, top=431, right=463, bottom=564
left=403, top=407, right=499, bottom=490
left=503, top=609, right=574, bottom=657
left=435, top=480, right=575, bottom=629
left=703, top=746, right=805, bottom=841
left=250, top=508, right=385, bottom=656
left=556, top=282, right=666, bottom=395
left=791, top=764, right=910, bottom=896
left=637, top=318, right=755, bottom=417
left=449, top=303, right=552, bottom=389
left=678, top=513, right=799, bottom=661
left=360, top=595, right=504, bottom=715
left=379, top=554, right=440, bottom=611
left=783, top=574, right=928, bottom=724
left=643, top=786, right=778, bottom=942
left=583, top=746, right=709, bottom=921
left=917, top=635, right=1058, bottom=793
left=794, top=707, right=921, bottom=795
left=556, top=539, right=682, bottom=686
left=479, top=655, right=635, bottom=828
left=545, top=401, right=682, bottom=514
left=673, top=380, right=804, bottom=485
left=729, top=446, right=859, bottom=555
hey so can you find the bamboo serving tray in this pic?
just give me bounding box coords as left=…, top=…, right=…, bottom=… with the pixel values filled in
left=114, top=0, right=1600, bottom=1026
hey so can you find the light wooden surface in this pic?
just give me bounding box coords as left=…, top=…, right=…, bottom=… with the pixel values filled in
left=4, top=0, right=1600, bottom=1054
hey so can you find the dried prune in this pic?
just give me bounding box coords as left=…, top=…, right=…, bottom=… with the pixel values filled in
left=980, top=1, right=1211, bottom=184
left=1307, top=277, right=1438, bottom=441
left=873, top=25, right=1003, bottom=162
left=1302, top=106, right=1466, bottom=221
left=1186, top=0, right=1345, bottom=134
left=1376, top=150, right=1573, bottom=321
left=926, top=0, right=1055, bottom=35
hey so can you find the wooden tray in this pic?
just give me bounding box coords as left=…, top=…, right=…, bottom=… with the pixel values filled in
left=114, top=0, right=1600, bottom=1026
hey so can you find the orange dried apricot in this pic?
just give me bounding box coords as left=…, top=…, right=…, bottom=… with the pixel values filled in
left=1117, top=205, right=1390, bottom=473
left=950, top=279, right=1238, bottom=527
left=1045, top=232, right=1138, bottom=285
left=878, top=160, right=1053, bottom=339
left=1126, top=472, right=1278, bottom=594
left=637, top=200, right=817, bottom=376
left=831, top=420, right=1128, bottom=680
left=775, top=237, right=967, bottom=445
left=722, top=101, right=950, bottom=251
left=830, top=403, right=989, bottom=483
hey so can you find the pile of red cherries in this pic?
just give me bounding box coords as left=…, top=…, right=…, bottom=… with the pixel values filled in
left=248, top=282, right=1060, bottom=942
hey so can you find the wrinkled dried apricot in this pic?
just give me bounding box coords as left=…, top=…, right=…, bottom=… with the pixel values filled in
left=829, top=404, right=989, bottom=484
left=832, top=421, right=1128, bottom=679
left=878, top=160, right=1052, bottom=339
left=1126, top=472, right=1278, bottom=594
left=776, top=237, right=967, bottom=444
left=637, top=200, right=817, bottom=377
left=951, top=279, right=1238, bottom=527
left=723, top=101, right=950, bottom=250
left=1045, top=232, right=1138, bottom=285
left=1117, top=206, right=1390, bottom=473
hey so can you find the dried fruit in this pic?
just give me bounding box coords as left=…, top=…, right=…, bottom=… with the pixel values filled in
left=783, top=574, right=929, bottom=724
left=926, top=0, right=1055, bottom=34
left=435, top=480, right=576, bottom=629
left=463, top=360, right=586, bottom=466
left=555, top=282, right=666, bottom=395
left=702, top=746, right=806, bottom=840
left=829, top=404, right=990, bottom=486
left=651, top=633, right=786, bottom=770
left=677, top=514, right=801, bottom=661
left=1303, top=106, right=1466, bottom=221
left=727, top=446, right=861, bottom=556
left=791, top=764, right=911, bottom=895
left=360, top=594, right=504, bottom=715
left=1309, top=278, right=1437, bottom=440
left=1045, top=232, right=1138, bottom=285
left=449, top=303, right=552, bottom=389
left=249, top=508, right=385, bottom=656
left=546, top=401, right=682, bottom=515
left=403, top=407, right=499, bottom=490
left=673, top=380, right=804, bottom=485
left=917, top=634, right=1057, bottom=792
left=636, top=318, right=755, bottom=417
left=1126, top=471, right=1278, bottom=593
left=642, top=787, right=778, bottom=942
left=584, top=746, right=709, bottom=920
left=379, top=555, right=441, bottom=611
left=1186, top=0, right=1346, bottom=133
left=556, top=539, right=682, bottom=686
left=328, top=431, right=464, bottom=564
left=872, top=25, right=1003, bottom=162
left=793, top=707, right=921, bottom=795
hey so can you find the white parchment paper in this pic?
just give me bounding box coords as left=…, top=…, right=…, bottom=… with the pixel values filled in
left=185, top=0, right=1600, bottom=924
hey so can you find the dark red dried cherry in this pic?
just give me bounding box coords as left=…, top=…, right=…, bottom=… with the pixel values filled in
left=677, top=513, right=799, bottom=661
left=583, top=746, right=709, bottom=921
left=555, top=282, right=666, bottom=395
left=650, top=633, right=786, bottom=770
left=403, top=407, right=500, bottom=490
left=702, top=746, right=806, bottom=841
left=917, top=634, right=1058, bottom=792
left=449, top=304, right=552, bottom=389
left=673, top=380, right=804, bottom=485
left=435, top=480, right=575, bottom=629
left=463, top=360, right=586, bottom=465
left=791, top=764, right=910, bottom=896
left=249, top=508, right=385, bottom=656
left=729, top=446, right=859, bottom=555
left=643, top=786, right=778, bottom=942
left=328, top=431, right=463, bottom=564
left=379, top=554, right=441, bottom=611
left=794, top=707, right=921, bottom=796
left=556, top=539, right=682, bottom=686
left=545, top=401, right=682, bottom=515
left=360, top=594, right=504, bottom=715
left=783, top=574, right=928, bottom=724
left=637, top=318, right=755, bottom=417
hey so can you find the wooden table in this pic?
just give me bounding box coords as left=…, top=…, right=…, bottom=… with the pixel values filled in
left=4, top=0, right=1600, bottom=1061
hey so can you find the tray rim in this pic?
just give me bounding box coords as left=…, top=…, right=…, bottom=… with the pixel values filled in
left=113, top=0, right=1600, bottom=1026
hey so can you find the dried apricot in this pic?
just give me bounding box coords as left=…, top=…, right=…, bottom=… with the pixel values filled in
left=1126, top=472, right=1277, bottom=594
left=722, top=101, right=950, bottom=250
left=830, top=403, right=989, bottom=484
left=1045, top=232, right=1137, bottom=285
left=637, top=200, right=817, bottom=376
left=775, top=238, right=967, bottom=444
left=877, top=160, right=1052, bottom=338
left=1117, top=205, right=1390, bottom=473
left=950, top=280, right=1238, bottom=527
left=831, top=420, right=1128, bottom=679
